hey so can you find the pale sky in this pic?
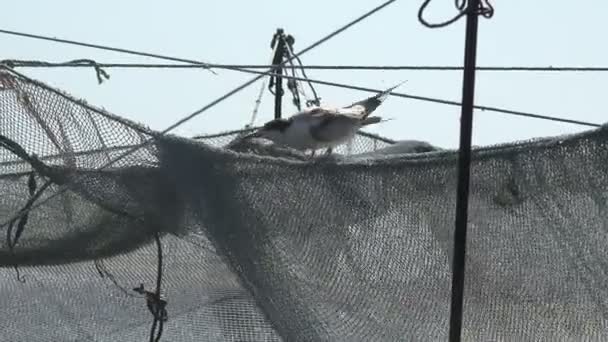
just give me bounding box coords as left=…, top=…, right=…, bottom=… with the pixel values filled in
left=2, top=0, right=607, bottom=148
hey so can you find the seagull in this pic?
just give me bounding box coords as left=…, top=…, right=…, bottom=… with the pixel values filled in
left=246, top=82, right=404, bottom=156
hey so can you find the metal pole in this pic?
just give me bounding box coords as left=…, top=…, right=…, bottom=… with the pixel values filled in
left=449, top=1, right=480, bottom=341
left=271, top=28, right=286, bottom=119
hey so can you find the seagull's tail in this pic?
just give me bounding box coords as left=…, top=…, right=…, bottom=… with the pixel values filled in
left=376, top=80, right=407, bottom=103
left=347, top=81, right=406, bottom=118
left=360, top=116, right=393, bottom=126
left=361, top=116, right=382, bottom=126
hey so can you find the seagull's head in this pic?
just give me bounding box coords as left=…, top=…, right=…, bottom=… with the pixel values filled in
left=247, top=118, right=292, bottom=143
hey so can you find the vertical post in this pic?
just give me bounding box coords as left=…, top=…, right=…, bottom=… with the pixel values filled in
left=449, top=1, right=480, bottom=342
left=271, top=28, right=286, bottom=119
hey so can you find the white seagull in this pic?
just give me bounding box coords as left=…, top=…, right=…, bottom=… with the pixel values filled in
left=247, top=82, right=404, bottom=156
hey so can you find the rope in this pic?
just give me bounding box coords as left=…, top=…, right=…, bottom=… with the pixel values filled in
left=0, top=134, right=55, bottom=282
left=94, top=260, right=140, bottom=298
left=140, top=232, right=166, bottom=342
left=98, top=235, right=166, bottom=341
left=269, top=31, right=322, bottom=112
left=5, top=60, right=608, bottom=72
left=129, top=234, right=167, bottom=342
left=153, top=233, right=165, bottom=342
left=2, top=59, right=110, bottom=83
left=0, top=131, right=163, bottom=339
left=284, top=35, right=303, bottom=111
left=285, top=41, right=321, bottom=107
left=10, top=60, right=608, bottom=72
left=418, top=0, right=494, bottom=28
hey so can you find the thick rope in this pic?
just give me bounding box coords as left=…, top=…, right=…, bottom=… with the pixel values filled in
left=133, top=233, right=166, bottom=342
left=2, top=59, right=110, bottom=83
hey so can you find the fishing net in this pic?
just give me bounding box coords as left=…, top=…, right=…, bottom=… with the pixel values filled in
left=1, top=66, right=607, bottom=342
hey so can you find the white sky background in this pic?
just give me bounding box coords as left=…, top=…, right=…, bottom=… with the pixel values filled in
left=2, top=0, right=607, bottom=149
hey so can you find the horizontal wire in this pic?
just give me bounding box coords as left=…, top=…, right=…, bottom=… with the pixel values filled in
left=3, top=58, right=599, bottom=128
left=0, top=28, right=217, bottom=75
left=0, top=24, right=601, bottom=128
left=1, top=58, right=600, bottom=128
left=4, top=60, right=608, bottom=72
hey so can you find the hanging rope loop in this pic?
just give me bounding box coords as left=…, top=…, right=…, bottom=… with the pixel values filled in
left=418, top=0, right=494, bottom=28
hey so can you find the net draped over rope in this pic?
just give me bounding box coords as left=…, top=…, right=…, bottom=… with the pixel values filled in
left=1, top=68, right=608, bottom=341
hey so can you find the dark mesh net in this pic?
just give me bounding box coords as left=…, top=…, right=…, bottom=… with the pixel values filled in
left=1, top=67, right=607, bottom=341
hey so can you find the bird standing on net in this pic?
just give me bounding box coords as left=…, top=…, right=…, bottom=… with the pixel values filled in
left=245, top=82, right=404, bottom=157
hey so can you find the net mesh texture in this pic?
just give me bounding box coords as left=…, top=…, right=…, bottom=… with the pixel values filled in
left=1, top=67, right=607, bottom=342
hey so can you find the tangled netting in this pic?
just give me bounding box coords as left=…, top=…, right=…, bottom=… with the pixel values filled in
left=1, top=67, right=608, bottom=342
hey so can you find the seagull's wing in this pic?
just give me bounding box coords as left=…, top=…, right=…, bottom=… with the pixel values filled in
left=335, top=105, right=366, bottom=119
left=292, top=106, right=365, bottom=144
left=297, top=104, right=366, bottom=120
left=308, top=110, right=362, bottom=142
left=304, top=106, right=340, bottom=116
left=291, top=106, right=358, bottom=122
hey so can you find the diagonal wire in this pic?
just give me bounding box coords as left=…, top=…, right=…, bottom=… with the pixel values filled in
left=215, top=68, right=601, bottom=127
left=2, top=58, right=599, bottom=128
left=0, top=0, right=398, bottom=229
left=135, top=0, right=398, bottom=141
left=0, top=0, right=396, bottom=79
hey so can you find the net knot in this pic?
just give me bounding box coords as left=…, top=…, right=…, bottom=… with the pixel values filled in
left=133, top=284, right=168, bottom=322
left=69, top=59, right=111, bottom=84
